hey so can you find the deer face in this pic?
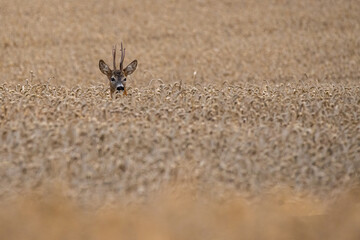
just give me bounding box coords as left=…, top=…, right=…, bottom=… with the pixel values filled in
left=110, top=69, right=127, bottom=92
left=99, top=43, right=137, bottom=97
left=99, top=60, right=137, bottom=95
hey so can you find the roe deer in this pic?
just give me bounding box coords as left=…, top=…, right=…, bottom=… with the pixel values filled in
left=99, top=43, right=137, bottom=98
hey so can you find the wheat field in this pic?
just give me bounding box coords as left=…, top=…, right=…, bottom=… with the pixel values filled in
left=0, top=0, right=360, bottom=239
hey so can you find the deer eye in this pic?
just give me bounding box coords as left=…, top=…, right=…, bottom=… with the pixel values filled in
left=110, top=77, right=115, bottom=82
left=123, top=78, right=127, bottom=82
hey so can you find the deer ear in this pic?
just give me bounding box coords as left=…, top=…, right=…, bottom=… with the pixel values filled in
left=99, top=60, right=112, bottom=76
left=124, top=60, right=138, bottom=76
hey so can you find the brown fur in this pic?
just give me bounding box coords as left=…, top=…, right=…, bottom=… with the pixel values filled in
left=99, top=44, right=137, bottom=98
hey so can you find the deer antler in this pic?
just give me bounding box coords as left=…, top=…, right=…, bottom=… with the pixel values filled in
left=119, top=42, right=126, bottom=71
left=112, top=45, right=117, bottom=70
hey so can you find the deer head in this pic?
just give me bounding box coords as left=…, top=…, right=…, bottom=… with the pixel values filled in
left=99, top=43, right=137, bottom=97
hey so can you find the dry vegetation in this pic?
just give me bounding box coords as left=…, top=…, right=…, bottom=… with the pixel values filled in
left=0, top=0, right=360, bottom=239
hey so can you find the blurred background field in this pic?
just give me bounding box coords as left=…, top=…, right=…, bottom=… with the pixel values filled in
left=0, top=0, right=360, bottom=239
left=1, top=0, right=359, bottom=86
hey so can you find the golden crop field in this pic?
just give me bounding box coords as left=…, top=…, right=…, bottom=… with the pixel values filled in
left=0, top=0, right=360, bottom=239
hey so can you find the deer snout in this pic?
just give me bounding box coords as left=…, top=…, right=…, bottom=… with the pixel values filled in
left=116, top=86, right=125, bottom=91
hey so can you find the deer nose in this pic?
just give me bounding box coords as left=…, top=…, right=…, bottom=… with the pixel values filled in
left=117, top=86, right=124, bottom=91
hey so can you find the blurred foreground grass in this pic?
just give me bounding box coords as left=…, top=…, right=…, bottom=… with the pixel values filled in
left=0, top=185, right=360, bottom=240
